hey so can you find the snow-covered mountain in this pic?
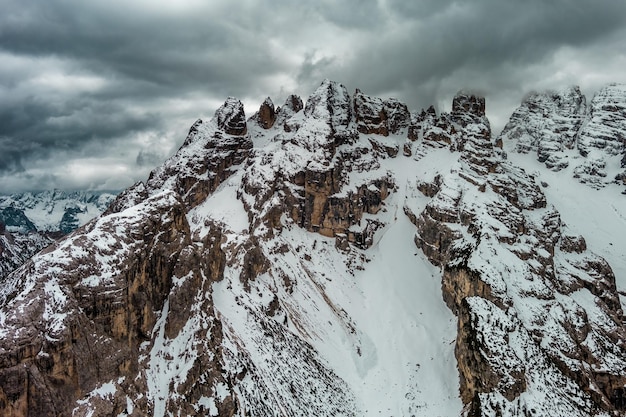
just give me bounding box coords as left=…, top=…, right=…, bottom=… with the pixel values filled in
left=0, top=190, right=117, bottom=281
left=498, top=83, right=626, bottom=191
left=0, top=190, right=116, bottom=234
left=0, top=80, right=624, bottom=417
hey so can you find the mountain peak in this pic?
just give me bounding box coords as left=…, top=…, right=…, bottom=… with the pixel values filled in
left=452, top=91, right=486, bottom=117
left=216, top=96, right=247, bottom=135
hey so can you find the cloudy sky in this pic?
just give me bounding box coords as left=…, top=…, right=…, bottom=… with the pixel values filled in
left=1, top=0, right=625, bottom=193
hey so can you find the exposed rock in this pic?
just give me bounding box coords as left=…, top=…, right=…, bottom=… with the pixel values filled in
left=0, top=191, right=192, bottom=417
left=216, top=97, right=248, bottom=135
left=383, top=98, right=410, bottom=134
left=578, top=83, right=626, bottom=156
left=354, top=89, right=388, bottom=135
left=353, top=90, right=410, bottom=136
left=146, top=108, right=253, bottom=208
left=278, top=94, right=304, bottom=132
left=304, top=79, right=351, bottom=133
left=502, top=83, right=626, bottom=188
left=0, top=227, right=52, bottom=281
left=452, top=92, right=486, bottom=119
left=409, top=93, right=626, bottom=414
left=252, top=97, right=276, bottom=129
left=0, top=207, right=36, bottom=233
left=499, top=87, right=586, bottom=171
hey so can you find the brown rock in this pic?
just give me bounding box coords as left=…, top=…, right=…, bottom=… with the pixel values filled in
left=256, top=97, right=276, bottom=129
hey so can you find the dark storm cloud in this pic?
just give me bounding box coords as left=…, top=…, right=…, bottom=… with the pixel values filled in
left=0, top=0, right=625, bottom=193
left=321, top=0, right=626, bottom=114
left=0, top=1, right=285, bottom=96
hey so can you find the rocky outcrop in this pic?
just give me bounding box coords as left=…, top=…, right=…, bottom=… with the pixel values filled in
left=277, top=94, right=304, bottom=132
left=251, top=97, right=276, bottom=129
left=408, top=92, right=626, bottom=415
left=240, top=80, right=396, bottom=249
left=2, top=80, right=626, bottom=417
left=354, top=90, right=387, bottom=135
left=145, top=99, right=253, bottom=208
left=0, top=225, right=51, bottom=281
left=353, top=90, right=410, bottom=136
left=216, top=97, right=247, bottom=136
left=501, top=83, right=626, bottom=189
left=578, top=84, right=626, bottom=157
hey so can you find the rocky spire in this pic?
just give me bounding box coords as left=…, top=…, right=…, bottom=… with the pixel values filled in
left=304, top=79, right=351, bottom=132
left=216, top=97, right=247, bottom=135
left=254, top=97, right=276, bottom=129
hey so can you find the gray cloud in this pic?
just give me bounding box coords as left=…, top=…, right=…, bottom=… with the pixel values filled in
left=1, top=0, right=625, bottom=193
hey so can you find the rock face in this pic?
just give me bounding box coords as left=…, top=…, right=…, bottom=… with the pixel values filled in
left=500, top=83, right=626, bottom=189
left=353, top=89, right=410, bottom=136
left=241, top=80, right=397, bottom=249
left=410, top=91, right=626, bottom=415
left=0, top=224, right=51, bottom=281
left=216, top=97, right=248, bottom=136
left=1, top=81, right=625, bottom=417
left=250, top=97, right=276, bottom=129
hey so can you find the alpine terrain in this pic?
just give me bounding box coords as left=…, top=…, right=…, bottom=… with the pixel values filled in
left=0, top=191, right=116, bottom=281
left=0, top=80, right=625, bottom=416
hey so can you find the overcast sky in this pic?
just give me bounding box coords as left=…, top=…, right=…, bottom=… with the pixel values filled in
left=1, top=0, right=625, bottom=193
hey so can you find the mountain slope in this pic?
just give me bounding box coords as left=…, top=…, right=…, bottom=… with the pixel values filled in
left=0, top=80, right=624, bottom=416
left=0, top=191, right=117, bottom=281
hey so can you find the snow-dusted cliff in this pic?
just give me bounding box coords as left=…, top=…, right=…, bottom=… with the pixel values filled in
left=499, top=83, right=626, bottom=190
left=0, top=80, right=624, bottom=417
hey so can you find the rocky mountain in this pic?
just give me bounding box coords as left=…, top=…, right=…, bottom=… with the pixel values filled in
left=498, top=83, right=626, bottom=191
left=0, top=191, right=117, bottom=281
left=0, top=222, right=51, bottom=282
left=0, top=80, right=624, bottom=416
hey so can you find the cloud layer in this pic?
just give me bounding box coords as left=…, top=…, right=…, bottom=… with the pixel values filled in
left=1, top=0, right=625, bottom=193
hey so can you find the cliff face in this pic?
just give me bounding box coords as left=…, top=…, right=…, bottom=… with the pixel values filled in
left=499, top=83, right=626, bottom=191
left=0, top=80, right=625, bottom=416
left=410, top=93, right=625, bottom=414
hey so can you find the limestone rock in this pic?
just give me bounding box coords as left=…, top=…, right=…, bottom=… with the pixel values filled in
left=278, top=94, right=304, bottom=132
left=146, top=113, right=252, bottom=208
left=354, top=89, right=387, bottom=135
left=251, top=97, right=276, bottom=129
left=353, top=90, right=410, bottom=136
left=304, top=79, right=351, bottom=132
left=2, top=80, right=626, bottom=417
left=578, top=83, right=626, bottom=157
left=501, top=83, right=626, bottom=188
left=216, top=97, right=247, bottom=135
left=409, top=99, right=625, bottom=413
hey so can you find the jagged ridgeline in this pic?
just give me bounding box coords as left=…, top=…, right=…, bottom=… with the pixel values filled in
left=0, top=80, right=624, bottom=416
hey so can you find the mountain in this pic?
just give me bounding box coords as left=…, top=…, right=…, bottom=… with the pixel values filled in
left=0, top=80, right=624, bottom=416
left=498, top=83, right=626, bottom=191
left=0, top=190, right=117, bottom=234
left=0, top=191, right=117, bottom=282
